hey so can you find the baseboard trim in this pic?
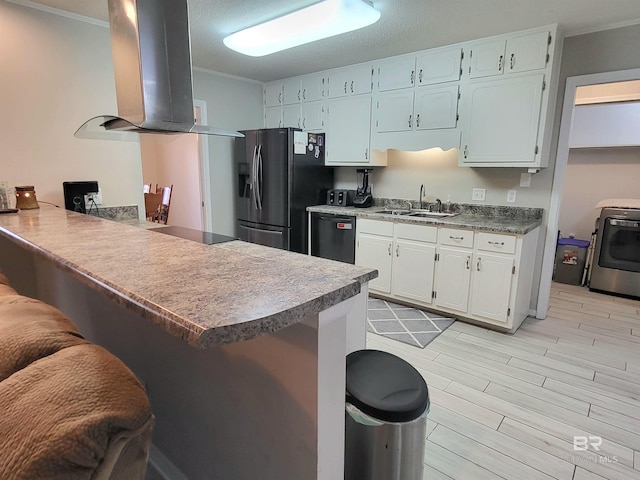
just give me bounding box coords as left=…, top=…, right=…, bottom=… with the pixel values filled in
left=148, top=444, right=189, bottom=480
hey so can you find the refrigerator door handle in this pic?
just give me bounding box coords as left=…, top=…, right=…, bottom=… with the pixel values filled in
left=256, top=144, right=263, bottom=210
left=251, top=145, right=259, bottom=210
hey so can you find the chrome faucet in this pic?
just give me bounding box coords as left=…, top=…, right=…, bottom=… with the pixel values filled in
left=419, top=184, right=425, bottom=210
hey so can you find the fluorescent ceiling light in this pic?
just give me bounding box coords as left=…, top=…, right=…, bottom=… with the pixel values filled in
left=223, top=0, right=381, bottom=57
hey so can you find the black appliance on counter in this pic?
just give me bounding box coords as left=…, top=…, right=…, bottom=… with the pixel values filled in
left=235, top=128, right=334, bottom=254
left=310, top=213, right=356, bottom=264
left=149, top=225, right=236, bottom=245
left=354, top=169, right=372, bottom=208
left=327, top=189, right=355, bottom=207
left=63, top=181, right=98, bottom=214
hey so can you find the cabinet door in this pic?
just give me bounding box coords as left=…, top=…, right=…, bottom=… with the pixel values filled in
left=282, top=78, right=302, bottom=105
left=264, top=107, right=282, bottom=128
left=460, top=74, right=544, bottom=164
left=301, top=101, right=324, bottom=131
left=416, top=47, right=462, bottom=86
left=374, top=91, right=415, bottom=133
left=282, top=105, right=301, bottom=128
left=326, top=96, right=372, bottom=164
left=469, top=253, right=513, bottom=323
left=469, top=39, right=506, bottom=79
left=376, top=57, right=416, bottom=92
left=415, top=85, right=459, bottom=130
left=507, top=31, right=549, bottom=74
left=434, top=246, right=471, bottom=313
left=301, top=74, right=325, bottom=102
left=328, top=66, right=372, bottom=98
left=264, top=83, right=283, bottom=107
left=357, top=233, right=393, bottom=294
left=392, top=239, right=436, bottom=304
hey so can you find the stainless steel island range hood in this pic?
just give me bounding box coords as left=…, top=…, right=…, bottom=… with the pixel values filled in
left=75, top=0, right=242, bottom=140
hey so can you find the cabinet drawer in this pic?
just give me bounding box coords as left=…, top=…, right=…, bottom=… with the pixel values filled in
left=439, top=228, right=473, bottom=248
left=477, top=232, right=516, bottom=254
left=395, top=222, right=437, bottom=243
left=358, top=219, right=393, bottom=236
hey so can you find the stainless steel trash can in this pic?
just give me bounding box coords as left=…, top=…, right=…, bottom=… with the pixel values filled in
left=345, top=350, right=430, bottom=480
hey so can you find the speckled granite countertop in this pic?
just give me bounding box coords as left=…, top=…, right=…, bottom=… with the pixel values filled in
left=307, top=203, right=542, bottom=235
left=0, top=207, right=376, bottom=348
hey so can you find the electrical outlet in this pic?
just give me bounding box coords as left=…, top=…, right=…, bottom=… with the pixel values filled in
left=507, top=190, right=517, bottom=203
left=85, top=190, right=103, bottom=205
left=472, top=188, right=486, bottom=201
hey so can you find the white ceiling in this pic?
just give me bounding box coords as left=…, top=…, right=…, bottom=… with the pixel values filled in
left=17, top=0, right=640, bottom=82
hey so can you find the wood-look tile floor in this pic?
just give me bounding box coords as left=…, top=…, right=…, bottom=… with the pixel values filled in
left=366, top=282, right=640, bottom=480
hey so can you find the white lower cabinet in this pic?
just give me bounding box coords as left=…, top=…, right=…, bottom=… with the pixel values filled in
left=356, top=219, right=539, bottom=332
left=469, top=253, right=514, bottom=322
left=356, top=220, right=436, bottom=303
left=434, top=246, right=471, bottom=312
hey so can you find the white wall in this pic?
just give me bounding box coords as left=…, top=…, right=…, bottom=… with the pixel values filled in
left=0, top=2, right=144, bottom=213
left=335, top=148, right=549, bottom=208
left=141, top=134, right=202, bottom=230
left=558, top=147, right=640, bottom=240
left=192, top=70, right=264, bottom=236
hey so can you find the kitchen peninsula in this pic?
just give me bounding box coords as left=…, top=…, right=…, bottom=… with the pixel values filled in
left=0, top=206, right=376, bottom=480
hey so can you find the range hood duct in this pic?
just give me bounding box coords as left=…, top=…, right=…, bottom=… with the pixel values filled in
left=75, top=0, right=242, bottom=140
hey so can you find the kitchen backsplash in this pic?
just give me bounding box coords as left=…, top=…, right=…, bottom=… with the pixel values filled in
left=373, top=197, right=543, bottom=220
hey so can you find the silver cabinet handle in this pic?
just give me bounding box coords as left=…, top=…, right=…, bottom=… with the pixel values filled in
left=416, top=114, right=420, bottom=128
left=408, top=114, right=412, bottom=128
left=510, top=53, right=515, bottom=70
left=365, top=148, right=368, bottom=160
left=419, top=69, right=423, bottom=83
left=344, top=82, right=347, bottom=94
left=477, top=258, right=481, bottom=271
left=278, top=92, right=282, bottom=104
left=466, top=256, right=470, bottom=270
left=396, top=245, right=399, bottom=257
left=302, top=118, right=306, bottom=129
left=498, top=55, right=504, bottom=72
left=298, top=90, right=301, bottom=101
left=411, top=70, right=415, bottom=85
left=388, top=244, right=391, bottom=256
left=488, top=241, right=504, bottom=246
left=303, top=89, right=306, bottom=100
left=351, top=80, right=354, bottom=93
left=449, top=235, right=464, bottom=240
left=463, top=145, right=469, bottom=159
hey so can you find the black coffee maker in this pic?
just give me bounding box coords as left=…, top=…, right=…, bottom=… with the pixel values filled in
left=354, top=169, right=373, bottom=208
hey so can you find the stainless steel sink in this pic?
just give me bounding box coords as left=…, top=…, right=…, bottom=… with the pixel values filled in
left=408, top=211, right=457, bottom=218
left=372, top=209, right=413, bottom=216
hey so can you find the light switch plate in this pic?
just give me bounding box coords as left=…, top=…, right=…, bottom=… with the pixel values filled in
left=507, top=190, right=517, bottom=203
left=472, top=188, right=486, bottom=201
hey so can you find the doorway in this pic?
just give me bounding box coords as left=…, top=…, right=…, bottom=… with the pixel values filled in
left=140, top=100, right=211, bottom=231
left=537, top=68, right=640, bottom=317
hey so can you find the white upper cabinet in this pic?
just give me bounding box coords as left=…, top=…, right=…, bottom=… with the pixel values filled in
left=282, top=105, right=301, bottom=128
left=325, top=95, right=373, bottom=164
left=301, top=74, right=325, bottom=102
left=460, top=74, right=544, bottom=164
left=282, top=78, right=302, bottom=105
left=468, top=30, right=550, bottom=78
left=301, top=101, right=324, bottom=131
left=415, top=85, right=459, bottom=130
left=264, top=107, right=283, bottom=128
left=507, top=31, right=550, bottom=74
left=376, top=56, right=416, bottom=92
left=374, top=91, right=415, bottom=133
left=416, top=47, right=463, bottom=86
left=327, top=65, right=373, bottom=98
left=264, top=83, right=283, bottom=107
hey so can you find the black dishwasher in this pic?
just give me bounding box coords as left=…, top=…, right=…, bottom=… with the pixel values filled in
left=310, top=212, right=356, bottom=264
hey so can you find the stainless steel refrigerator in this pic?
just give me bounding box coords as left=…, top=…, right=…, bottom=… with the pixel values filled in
left=235, top=128, right=334, bottom=254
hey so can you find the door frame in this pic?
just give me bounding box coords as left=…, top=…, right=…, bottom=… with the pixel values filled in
left=194, top=100, right=212, bottom=232
left=536, top=67, right=640, bottom=318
